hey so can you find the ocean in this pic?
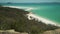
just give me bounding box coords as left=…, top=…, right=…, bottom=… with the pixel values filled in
left=1, top=3, right=60, bottom=24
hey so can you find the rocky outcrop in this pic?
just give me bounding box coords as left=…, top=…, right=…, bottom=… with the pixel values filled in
left=43, top=28, right=60, bottom=34
left=0, top=32, right=28, bottom=34
left=0, top=30, right=28, bottom=34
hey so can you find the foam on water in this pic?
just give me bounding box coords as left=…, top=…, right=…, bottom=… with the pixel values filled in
left=26, top=13, right=60, bottom=27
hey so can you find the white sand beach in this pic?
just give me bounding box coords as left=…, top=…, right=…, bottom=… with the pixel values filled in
left=3, top=6, right=37, bottom=10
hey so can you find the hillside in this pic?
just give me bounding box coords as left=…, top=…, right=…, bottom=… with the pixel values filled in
left=0, top=6, right=60, bottom=34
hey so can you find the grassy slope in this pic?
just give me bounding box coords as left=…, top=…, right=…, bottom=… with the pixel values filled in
left=0, top=6, right=59, bottom=34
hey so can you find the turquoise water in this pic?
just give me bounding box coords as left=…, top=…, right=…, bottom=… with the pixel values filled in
left=1, top=3, right=60, bottom=24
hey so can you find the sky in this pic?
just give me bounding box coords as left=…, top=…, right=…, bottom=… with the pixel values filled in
left=0, top=0, right=60, bottom=3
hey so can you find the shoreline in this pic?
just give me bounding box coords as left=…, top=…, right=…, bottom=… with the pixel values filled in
left=3, top=6, right=60, bottom=26
left=27, top=12, right=60, bottom=26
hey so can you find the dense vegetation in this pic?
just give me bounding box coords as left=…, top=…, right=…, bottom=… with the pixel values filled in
left=0, top=6, right=59, bottom=34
